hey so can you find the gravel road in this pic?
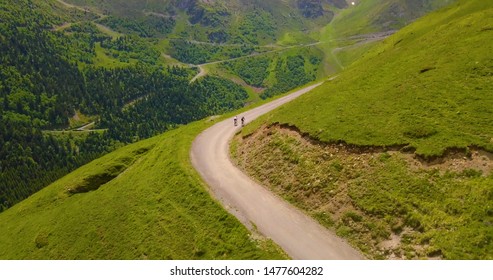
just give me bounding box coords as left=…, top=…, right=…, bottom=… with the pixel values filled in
left=191, top=82, right=364, bottom=260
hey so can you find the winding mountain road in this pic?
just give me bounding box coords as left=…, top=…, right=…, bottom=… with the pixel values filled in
left=191, top=81, right=363, bottom=260
left=189, top=42, right=322, bottom=83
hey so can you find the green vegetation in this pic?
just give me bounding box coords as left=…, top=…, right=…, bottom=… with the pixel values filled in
left=60, top=22, right=108, bottom=64
left=325, top=0, right=453, bottom=38
left=261, top=49, right=322, bottom=99
left=93, top=42, right=131, bottom=68
left=101, top=73, right=249, bottom=142
left=261, top=54, right=314, bottom=98
left=221, top=47, right=323, bottom=97
left=167, top=40, right=257, bottom=65
left=97, top=15, right=175, bottom=38
left=233, top=0, right=493, bottom=259
left=100, top=35, right=161, bottom=65
left=223, top=56, right=273, bottom=87
left=0, top=1, right=250, bottom=211
left=185, top=0, right=231, bottom=28
left=0, top=120, right=286, bottom=259
left=258, top=0, right=493, bottom=158
left=235, top=11, right=276, bottom=45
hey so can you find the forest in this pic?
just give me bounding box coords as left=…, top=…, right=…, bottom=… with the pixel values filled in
left=261, top=55, right=316, bottom=98
left=224, top=56, right=271, bottom=87
left=0, top=0, right=248, bottom=211
left=223, top=51, right=321, bottom=98
left=98, top=15, right=175, bottom=38
left=168, top=39, right=258, bottom=65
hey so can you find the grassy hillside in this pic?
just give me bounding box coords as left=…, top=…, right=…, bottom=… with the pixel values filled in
left=315, top=0, right=454, bottom=71
left=233, top=0, right=493, bottom=259
left=324, top=0, right=454, bottom=38
left=64, top=0, right=334, bottom=44
left=263, top=0, right=493, bottom=158
left=0, top=118, right=285, bottom=259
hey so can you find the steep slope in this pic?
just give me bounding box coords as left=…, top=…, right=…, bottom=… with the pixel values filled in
left=0, top=118, right=285, bottom=259
left=327, top=0, right=454, bottom=38
left=233, top=0, right=493, bottom=259
left=265, top=0, right=493, bottom=157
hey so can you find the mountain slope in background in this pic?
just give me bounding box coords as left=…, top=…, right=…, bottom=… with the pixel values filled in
left=64, top=0, right=453, bottom=44
left=234, top=0, right=493, bottom=259
left=327, top=0, right=454, bottom=37
left=263, top=0, right=492, bottom=156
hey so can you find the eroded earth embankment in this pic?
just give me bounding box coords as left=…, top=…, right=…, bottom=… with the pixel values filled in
left=232, top=124, right=493, bottom=259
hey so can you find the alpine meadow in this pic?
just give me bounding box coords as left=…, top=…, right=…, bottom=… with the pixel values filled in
left=1, top=0, right=491, bottom=260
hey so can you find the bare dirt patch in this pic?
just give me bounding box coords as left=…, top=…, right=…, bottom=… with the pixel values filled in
left=402, top=149, right=493, bottom=176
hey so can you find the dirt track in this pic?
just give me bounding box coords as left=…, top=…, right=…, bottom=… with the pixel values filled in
left=190, top=81, right=364, bottom=259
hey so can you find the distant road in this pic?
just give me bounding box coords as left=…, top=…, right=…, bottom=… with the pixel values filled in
left=76, top=121, right=95, bottom=131
left=189, top=42, right=321, bottom=82
left=53, top=0, right=115, bottom=34
left=188, top=31, right=393, bottom=82
left=191, top=81, right=364, bottom=259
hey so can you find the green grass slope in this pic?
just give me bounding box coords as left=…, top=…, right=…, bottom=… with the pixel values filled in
left=314, top=0, right=453, bottom=73
left=260, top=0, right=493, bottom=158
left=0, top=119, right=285, bottom=259
left=64, top=0, right=334, bottom=44
left=325, top=0, right=454, bottom=38
left=233, top=0, right=493, bottom=259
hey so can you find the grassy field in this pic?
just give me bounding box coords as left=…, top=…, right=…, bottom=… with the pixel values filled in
left=324, top=0, right=454, bottom=38
left=233, top=0, right=493, bottom=259
left=0, top=118, right=286, bottom=259
left=257, top=0, right=493, bottom=158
